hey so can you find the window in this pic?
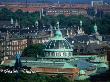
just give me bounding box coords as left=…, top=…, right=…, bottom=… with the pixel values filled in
left=56, top=52, right=59, bottom=56
left=61, top=52, right=64, bottom=56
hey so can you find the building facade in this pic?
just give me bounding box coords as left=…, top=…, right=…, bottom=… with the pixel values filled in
left=46, top=8, right=87, bottom=16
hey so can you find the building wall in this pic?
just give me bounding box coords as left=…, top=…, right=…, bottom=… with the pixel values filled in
left=33, top=38, right=49, bottom=44
left=31, top=67, right=79, bottom=78
left=2, top=39, right=27, bottom=57
left=91, top=0, right=103, bottom=7
left=46, top=8, right=87, bottom=16
left=1, top=36, right=49, bottom=58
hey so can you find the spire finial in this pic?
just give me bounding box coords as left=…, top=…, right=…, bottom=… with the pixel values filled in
left=80, top=20, right=83, bottom=27
left=56, top=21, right=60, bottom=29
left=94, top=23, right=98, bottom=33
left=55, top=21, right=62, bottom=37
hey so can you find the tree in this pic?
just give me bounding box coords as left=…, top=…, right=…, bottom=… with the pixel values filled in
left=51, top=74, right=71, bottom=82
left=22, top=44, right=45, bottom=57
left=0, top=8, right=13, bottom=20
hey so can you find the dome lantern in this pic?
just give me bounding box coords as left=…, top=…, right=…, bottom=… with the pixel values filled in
left=55, top=30, right=62, bottom=38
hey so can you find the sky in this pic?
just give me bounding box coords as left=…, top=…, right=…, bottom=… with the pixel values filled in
left=0, top=0, right=110, bottom=4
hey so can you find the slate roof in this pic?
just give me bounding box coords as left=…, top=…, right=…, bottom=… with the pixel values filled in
left=0, top=21, right=11, bottom=28
left=70, top=59, right=96, bottom=70
left=102, top=35, right=110, bottom=41
left=71, top=35, right=90, bottom=43
left=67, top=34, right=99, bottom=44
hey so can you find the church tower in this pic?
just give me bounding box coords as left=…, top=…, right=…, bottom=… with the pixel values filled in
left=93, top=24, right=102, bottom=41
left=77, top=20, right=85, bottom=35
left=15, top=19, right=19, bottom=28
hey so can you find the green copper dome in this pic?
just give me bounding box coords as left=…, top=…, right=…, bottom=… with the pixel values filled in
left=45, top=40, right=72, bottom=50
left=51, top=30, right=64, bottom=40
left=44, top=30, right=73, bottom=58
left=45, top=30, right=72, bottom=51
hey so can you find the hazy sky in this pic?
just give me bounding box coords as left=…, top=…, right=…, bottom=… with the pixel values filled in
left=0, top=0, right=110, bottom=3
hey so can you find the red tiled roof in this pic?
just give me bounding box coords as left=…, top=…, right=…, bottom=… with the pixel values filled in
left=9, top=7, right=42, bottom=12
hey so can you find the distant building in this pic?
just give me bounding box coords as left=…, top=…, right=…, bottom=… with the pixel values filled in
left=46, top=7, right=87, bottom=16
left=91, top=0, right=103, bottom=7
left=0, top=3, right=90, bottom=16
left=96, top=5, right=110, bottom=14
left=1, top=32, right=27, bottom=58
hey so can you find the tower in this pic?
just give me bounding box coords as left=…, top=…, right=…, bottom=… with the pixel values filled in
left=77, top=20, right=85, bottom=35
left=42, top=8, right=45, bottom=16
left=11, top=18, right=14, bottom=25
left=15, top=19, right=19, bottom=27
left=93, top=24, right=102, bottom=41
left=40, top=8, right=44, bottom=19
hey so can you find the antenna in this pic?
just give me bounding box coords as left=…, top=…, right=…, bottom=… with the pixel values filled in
left=58, top=0, right=59, bottom=4
left=40, top=10, right=42, bottom=19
